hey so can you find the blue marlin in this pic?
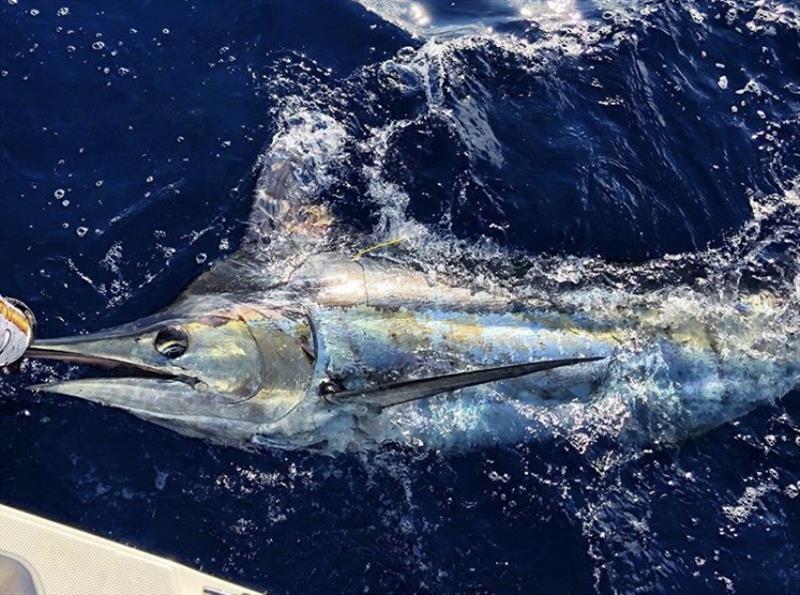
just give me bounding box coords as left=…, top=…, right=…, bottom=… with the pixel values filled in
left=25, top=157, right=800, bottom=452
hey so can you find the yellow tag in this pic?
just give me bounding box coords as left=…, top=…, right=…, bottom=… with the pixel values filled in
left=351, top=237, right=405, bottom=261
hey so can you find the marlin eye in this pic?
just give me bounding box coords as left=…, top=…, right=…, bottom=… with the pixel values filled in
left=154, top=326, right=188, bottom=359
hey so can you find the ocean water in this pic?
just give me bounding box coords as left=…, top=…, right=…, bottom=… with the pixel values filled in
left=1, top=0, right=799, bottom=593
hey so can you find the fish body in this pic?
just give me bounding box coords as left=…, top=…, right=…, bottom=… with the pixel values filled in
left=274, top=255, right=797, bottom=451
left=30, top=248, right=797, bottom=453
left=24, top=152, right=800, bottom=453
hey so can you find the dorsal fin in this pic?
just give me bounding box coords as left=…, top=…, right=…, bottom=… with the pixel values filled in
left=324, top=357, right=604, bottom=411
left=244, top=111, right=349, bottom=263
left=247, top=154, right=335, bottom=251
left=182, top=245, right=271, bottom=296
left=186, top=123, right=346, bottom=296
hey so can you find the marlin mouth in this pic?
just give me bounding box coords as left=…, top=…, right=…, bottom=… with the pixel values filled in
left=21, top=335, right=220, bottom=422
left=25, top=341, right=200, bottom=389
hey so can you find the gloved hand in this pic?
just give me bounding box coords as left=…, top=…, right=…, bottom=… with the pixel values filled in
left=0, top=297, right=35, bottom=367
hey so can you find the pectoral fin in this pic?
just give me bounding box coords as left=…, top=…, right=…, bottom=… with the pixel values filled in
left=324, top=357, right=604, bottom=411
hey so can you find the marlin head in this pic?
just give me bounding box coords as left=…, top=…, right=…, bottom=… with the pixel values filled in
left=26, top=295, right=315, bottom=445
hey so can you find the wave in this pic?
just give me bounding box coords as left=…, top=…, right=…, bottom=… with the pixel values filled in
left=252, top=0, right=799, bottom=257
left=251, top=0, right=800, bottom=288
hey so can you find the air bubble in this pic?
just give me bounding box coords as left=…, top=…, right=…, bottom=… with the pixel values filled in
left=196, top=253, right=208, bottom=264
left=396, top=46, right=416, bottom=62
left=76, top=226, right=88, bottom=237
left=57, top=7, right=69, bottom=16
left=92, top=41, right=105, bottom=51
left=154, top=469, right=169, bottom=490
left=54, top=189, right=65, bottom=199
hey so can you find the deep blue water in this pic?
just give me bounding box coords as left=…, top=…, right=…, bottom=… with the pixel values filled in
left=1, top=1, right=800, bottom=593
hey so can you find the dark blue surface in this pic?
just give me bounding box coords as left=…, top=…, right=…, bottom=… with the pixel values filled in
left=2, top=1, right=799, bottom=593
